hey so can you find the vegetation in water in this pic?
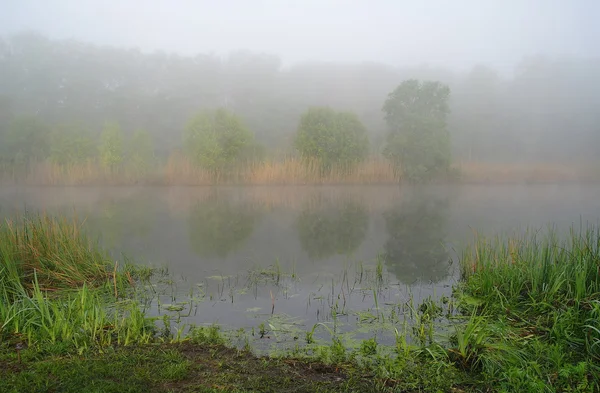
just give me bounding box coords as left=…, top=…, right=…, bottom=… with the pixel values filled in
left=1, top=213, right=600, bottom=392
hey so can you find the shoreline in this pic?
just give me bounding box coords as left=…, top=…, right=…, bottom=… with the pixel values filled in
left=1, top=215, right=599, bottom=392
left=2, top=159, right=598, bottom=187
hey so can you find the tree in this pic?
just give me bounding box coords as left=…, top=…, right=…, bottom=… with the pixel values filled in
left=382, top=80, right=452, bottom=182
left=1, top=115, right=49, bottom=166
left=183, top=108, right=254, bottom=174
left=99, top=122, right=124, bottom=172
left=49, top=122, right=96, bottom=166
left=294, top=107, right=369, bottom=172
left=127, top=129, right=155, bottom=176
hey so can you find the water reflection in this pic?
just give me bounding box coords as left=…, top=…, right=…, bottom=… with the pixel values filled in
left=383, top=189, right=451, bottom=284
left=188, top=194, right=261, bottom=258
left=295, top=195, right=369, bottom=260
left=82, top=195, right=157, bottom=251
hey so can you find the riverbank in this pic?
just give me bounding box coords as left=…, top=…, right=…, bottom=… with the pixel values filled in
left=1, top=214, right=599, bottom=392
left=2, top=158, right=598, bottom=186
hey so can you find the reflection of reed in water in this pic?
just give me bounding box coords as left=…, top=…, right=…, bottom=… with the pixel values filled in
left=165, top=185, right=403, bottom=215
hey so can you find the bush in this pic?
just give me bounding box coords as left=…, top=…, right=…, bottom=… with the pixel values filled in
left=49, top=122, right=96, bottom=166
left=294, top=107, right=369, bottom=173
left=1, top=115, right=49, bottom=165
left=183, top=108, right=254, bottom=174
left=127, top=129, right=155, bottom=176
left=98, top=122, right=124, bottom=173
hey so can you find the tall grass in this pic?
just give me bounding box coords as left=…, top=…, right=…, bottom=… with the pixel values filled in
left=0, top=214, right=117, bottom=293
left=457, top=225, right=600, bottom=390
left=2, top=155, right=597, bottom=186
left=0, top=214, right=155, bottom=351
left=164, top=154, right=399, bottom=185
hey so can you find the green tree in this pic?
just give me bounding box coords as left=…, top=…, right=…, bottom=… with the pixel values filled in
left=1, top=115, right=49, bottom=164
left=49, top=122, right=96, bottom=166
left=127, top=129, right=155, bottom=176
left=183, top=108, right=254, bottom=174
left=295, top=196, right=368, bottom=260
left=294, top=107, right=369, bottom=172
left=382, top=80, right=452, bottom=182
left=99, top=122, right=124, bottom=172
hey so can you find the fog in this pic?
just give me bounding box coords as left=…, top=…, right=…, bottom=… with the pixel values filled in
left=0, top=1, right=599, bottom=165
left=2, top=2, right=600, bottom=370
left=2, top=1, right=598, bottom=70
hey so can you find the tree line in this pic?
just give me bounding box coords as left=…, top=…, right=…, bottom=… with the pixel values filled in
left=1, top=32, right=599, bottom=179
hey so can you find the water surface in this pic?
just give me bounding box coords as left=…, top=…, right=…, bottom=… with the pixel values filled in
left=2, top=185, right=599, bottom=345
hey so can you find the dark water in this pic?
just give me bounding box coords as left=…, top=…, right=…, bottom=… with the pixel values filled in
left=2, top=185, right=599, bottom=346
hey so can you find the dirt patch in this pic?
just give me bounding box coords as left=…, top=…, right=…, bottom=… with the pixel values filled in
left=159, top=342, right=359, bottom=392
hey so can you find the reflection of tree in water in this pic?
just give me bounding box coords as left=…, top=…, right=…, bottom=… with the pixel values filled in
left=296, top=196, right=368, bottom=260
left=84, top=195, right=158, bottom=250
left=188, top=196, right=260, bottom=258
left=383, top=191, right=450, bottom=284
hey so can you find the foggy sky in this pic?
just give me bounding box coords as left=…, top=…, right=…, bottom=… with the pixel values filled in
left=1, top=0, right=598, bottom=72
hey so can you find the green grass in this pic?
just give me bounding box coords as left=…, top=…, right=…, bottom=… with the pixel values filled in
left=0, top=214, right=156, bottom=353
left=2, top=213, right=600, bottom=392
left=454, top=225, right=600, bottom=391
left=0, top=213, right=132, bottom=293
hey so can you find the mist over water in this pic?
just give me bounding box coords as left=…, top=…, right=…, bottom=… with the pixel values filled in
left=0, top=1, right=599, bottom=347
left=1, top=184, right=599, bottom=335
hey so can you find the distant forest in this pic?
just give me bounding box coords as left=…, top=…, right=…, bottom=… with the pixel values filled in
left=1, top=32, right=599, bottom=164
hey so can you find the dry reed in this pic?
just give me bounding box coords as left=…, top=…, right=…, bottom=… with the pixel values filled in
left=1, top=155, right=598, bottom=186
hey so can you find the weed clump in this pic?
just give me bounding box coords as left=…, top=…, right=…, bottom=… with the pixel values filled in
left=456, top=225, right=600, bottom=391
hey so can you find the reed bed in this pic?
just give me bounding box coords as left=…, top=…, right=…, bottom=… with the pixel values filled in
left=456, top=225, right=600, bottom=390
left=1, top=156, right=597, bottom=186
left=164, top=154, right=399, bottom=185
left=0, top=214, right=117, bottom=293
left=0, top=214, right=154, bottom=351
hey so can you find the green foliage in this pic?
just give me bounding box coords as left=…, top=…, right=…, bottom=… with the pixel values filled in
left=0, top=214, right=155, bottom=352
left=458, top=225, right=600, bottom=391
left=1, top=115, right=49, bottom=164
left=49, top=122, right=96, bottom=166
left=98, top=122, right=124, bottom=172
left=127, top=129, right=155, bottom=176
left=382, top=79, right=452, bottom=182
left=183, top=108, right=254, bottom=173
left=294, top=107, right=369, bottom=172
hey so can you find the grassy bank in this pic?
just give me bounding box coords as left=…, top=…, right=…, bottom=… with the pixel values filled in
left=2, top=156, right=598, bottom=186
left=1, top=214, right=599, bottom=392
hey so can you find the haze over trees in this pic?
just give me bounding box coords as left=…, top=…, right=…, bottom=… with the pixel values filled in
left=382, top=80, right=452, bottom=181
left=183, top=108, right=254, bottom=175
left=294, top=107, right=369, bottom=173
left=0, top=32, right=599, bottom=182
